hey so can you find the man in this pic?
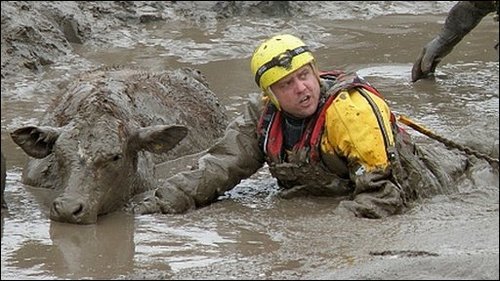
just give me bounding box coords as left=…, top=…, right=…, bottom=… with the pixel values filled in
left=131, top=34, right=467, bottom=218
left=411, top=1, right=499, bottom=82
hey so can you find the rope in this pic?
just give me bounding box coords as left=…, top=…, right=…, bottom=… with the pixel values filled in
left=397, top=115, right=499, bottom=168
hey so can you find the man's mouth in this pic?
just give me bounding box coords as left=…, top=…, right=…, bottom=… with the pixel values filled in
left=300, top=95, right=311, bottom=104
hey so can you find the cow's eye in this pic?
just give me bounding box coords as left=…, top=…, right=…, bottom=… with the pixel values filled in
left=111, top=154, right=122, bottom=162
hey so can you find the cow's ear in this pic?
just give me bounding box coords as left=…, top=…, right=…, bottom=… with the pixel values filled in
left=10, top=126, right=61, bottom=158
left=128, top=125, right=188, bottom=154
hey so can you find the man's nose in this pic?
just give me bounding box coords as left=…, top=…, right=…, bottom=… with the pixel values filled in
left=293, top=78, right=307, bottom=93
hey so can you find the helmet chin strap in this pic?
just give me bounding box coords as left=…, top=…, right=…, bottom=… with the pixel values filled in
left=310, top=62, right=321, bottom=83
left=265, top=88, right=281, bottom=111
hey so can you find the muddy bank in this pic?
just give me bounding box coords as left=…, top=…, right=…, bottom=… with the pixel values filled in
left=0, top=1, right=311, bottom=79
left=1, top=1, right=455, bottom=80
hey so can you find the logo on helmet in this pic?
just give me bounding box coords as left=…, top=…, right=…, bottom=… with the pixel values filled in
left=275, top=50, right=294, bottom=70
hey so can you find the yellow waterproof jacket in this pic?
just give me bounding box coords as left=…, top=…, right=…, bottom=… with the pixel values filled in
left=324, top=86, right=395, bottom=172
left=131, top=73, right=466, bottom=218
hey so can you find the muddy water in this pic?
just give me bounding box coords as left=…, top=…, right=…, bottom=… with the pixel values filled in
left=1, top=4, right=499, bottom=280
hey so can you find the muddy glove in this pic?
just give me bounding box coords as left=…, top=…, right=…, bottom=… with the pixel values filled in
left=335, top=188, right=403, bottom=219
left=127, top=183, right=195, bottom=215
left=411, top=37, right=452, bottom=82
left=334, top=168, right=404, bottom=219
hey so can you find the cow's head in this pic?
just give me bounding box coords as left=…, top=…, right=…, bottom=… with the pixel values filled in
left=10, top=121, right=188, bottom=224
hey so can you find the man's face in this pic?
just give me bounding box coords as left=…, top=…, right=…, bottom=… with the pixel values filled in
left=270, top=64, right=320, bottom=119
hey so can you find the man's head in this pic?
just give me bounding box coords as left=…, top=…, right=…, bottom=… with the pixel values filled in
left=251, top=34, right=321, bottom=119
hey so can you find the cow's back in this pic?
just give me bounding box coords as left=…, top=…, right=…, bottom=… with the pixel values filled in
left=43, top=66, right=228, bottom=161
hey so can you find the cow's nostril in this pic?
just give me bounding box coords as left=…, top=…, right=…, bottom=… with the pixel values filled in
left=50, top=198, right=86, bottom=223
left=73, top=204, right=84, bottom=216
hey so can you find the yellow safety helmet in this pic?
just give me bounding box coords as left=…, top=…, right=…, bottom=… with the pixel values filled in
left=250, top=34, right=315, bottom=109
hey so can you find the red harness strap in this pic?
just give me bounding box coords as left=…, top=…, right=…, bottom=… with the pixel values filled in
left=266, top=110, right=284, bottom=161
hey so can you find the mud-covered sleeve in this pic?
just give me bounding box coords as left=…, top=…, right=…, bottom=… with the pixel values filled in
left=163, top=93, right=266, bottom=209
left=436, top=1, right=495, bottom=48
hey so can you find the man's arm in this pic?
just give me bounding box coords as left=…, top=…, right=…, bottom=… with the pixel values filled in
left=411, top=1, right=497, bottom=82
left=129, top=94, right=266, bottom=214
left=325, top=87, right=406, bottom=218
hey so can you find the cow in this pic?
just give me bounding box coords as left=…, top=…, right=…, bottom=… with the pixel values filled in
left=10, top=66, right=228, bottom=224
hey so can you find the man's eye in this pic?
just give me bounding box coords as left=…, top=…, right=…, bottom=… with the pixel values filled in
left=276, top=80, right=289, bottom=89
left=300, top=71, right=310, bottom=79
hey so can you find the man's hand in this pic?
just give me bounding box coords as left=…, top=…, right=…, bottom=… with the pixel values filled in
left=411, top=38, right=446, bottom=82
left=126, top=184, right=195, bottom=215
